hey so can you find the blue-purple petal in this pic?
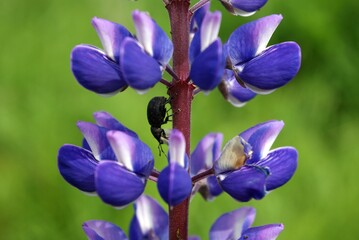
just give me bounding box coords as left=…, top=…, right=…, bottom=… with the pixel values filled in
left=71, top=45, right=127, bottom=95
left=200, top=11, right=222, bottom=51
left=190, top=39, right=225, bottom=91
left=227, top=15, right=282, bottom=65
left=240, top=120, right=284, bottom=164
left=209, top=207, right=256, bottom=240
left=107, top=130, right=154, bottom=177
left=207, top=175, right=223, bottom=197
left=77, top=121, right=115, bottom=160
left=238, top=42, right=301, bottom=93
left=258, top=147, right=298, bottom=191
left=231, top=0, right=268, bottom=12
left=132, top=10, right=173, bottom=66
left=190, top=2, right=210, bottom=32
left=93, top=111, right=138, bottom=138
left=129, top=195, right=169, bottom=240
left=191, top=133, right=223, bottom=176
left=83, top=220, right=128, bottom=240
left=157, top=163, right=192, bottom=206
left=58, top=145, right=98, bottom=193
left=91, top=17, right=132, bottom=63
left=95, top=161, right=145, bottom=207
left=120, top=38, right=162, bottom=91
left=239, top=224, right=284, bottom=240
left=218, top=165, right=269, bottom=202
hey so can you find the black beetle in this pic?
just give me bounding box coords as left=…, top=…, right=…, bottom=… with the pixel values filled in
left=147, top=96, right=171, bottom=154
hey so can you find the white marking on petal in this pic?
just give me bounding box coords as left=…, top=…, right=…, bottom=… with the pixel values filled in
left=107, top=131, right=134, bottom=171
left=255, top=15, right=283, bottom=56
left=201, top=12, right=222, bottom=51
left=135, top=196, right=153, bottom=235
left=169, top=130, right=186, bottom=167
left=133, top=11, right=154, bottom=56
left=244, top=82, right=276, bottom=95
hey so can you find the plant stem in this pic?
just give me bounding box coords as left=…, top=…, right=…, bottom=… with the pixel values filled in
left=166, top=1, right=192, bottom=239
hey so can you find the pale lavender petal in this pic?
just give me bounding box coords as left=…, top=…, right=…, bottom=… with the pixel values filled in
left=95, top=161, right=145, bottom=207
left=92, top=17, right=132, bottom=62
left=200, top=11, right=222, bottom=51
left=169, top=129, right=186, bottom=167
left=258, top=147, right=298, bottom=191
left=132, top=10, right=173, bottom=66
left=191, top=133, right=223, bottom=176
left=239, top=224, right=284, bottom=240
left=190, top=39, right=225, bottom=91
left=239, top=42, right=302, bottom=93
left=93, top=111, right=138, bottom=138
left=227, top=15, right=282, bottom=65
left=157, top=163, right=192, bottom=206
left=190, top=2, right=210, bottom=32
left=218, top=165, right=269, bottom=202
left=120, top=38, right=162, bottom=91
left=130, top=195, right=168, bottom=240
left=58, top=145, right=97, bottom=193
left=71, top=45, right=127, bottom=95
left=209, top=207, right=256, bottom=240
left=83, top=220, right=128, bottom=240
left=77, top=121, right=115, bottom=160
left=107, top=130, right=154, bottom=177
left=240, top=120, right=284, bottom=164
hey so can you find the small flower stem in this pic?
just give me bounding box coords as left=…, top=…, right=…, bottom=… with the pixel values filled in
left=192, top=168, right=214, bottom=183
left=166, top=1, right=192, bottom=239
left=160, top=79, right=173, bottom=88
left=166, top=65, right=181, bottom=81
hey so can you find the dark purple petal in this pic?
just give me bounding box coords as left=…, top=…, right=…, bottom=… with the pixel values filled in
left=107, top=130, right=154, bottom=177
left=92, top=17, right=132, bottom=63
left=227, top=15, right=282, bottom=65
left=207, top=175, right=223, bottom=197
left=83, top=220, right=128, bottom=240
left=189, top=31, right=201, bottom=62
left=191, top=133, right=223, bottom=176
left=93, top=111, right=138, bottom=138
left=210, top=207, right=256, bottom=240
left=58, top=145, right=98, bottom=193
left=218, top=165, right=269, bottom=202
left=190, top=39, right=225, bottom=91
left=239, top=224, right=284, bottom=240
left=129, top=195, right=169, bottom=240
left=240, top=120, right=284, bottom=164
left=77, top=121, right=115, bottom=160
left=132, top=10, right=173, bottom=66
left=95, top=161, right=145, bottom=207
left=71, top=45, right=127, bottom=95
left=219, top=70, right=256, bottom=107
left=120, top=38, right=162, bottom=91
left=157, top=163, right=192, bottom=206
left=238, top=42, right=302, bottom=93
left=258, top=147, right=298, bottom=191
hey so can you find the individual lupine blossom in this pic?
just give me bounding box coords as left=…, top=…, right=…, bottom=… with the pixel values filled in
left=190, top=5, right=301, bottom=106
left=157, top=129, right=192, bottom=206
left=58, top=112, right=154, bottom=208
left=213, top=120, right=298, bottom=202
left=218, top=0, right=269, bottom=17
left=83, top=196, right=283, bottom=240
left=71, top=10, right=173, bottom=95
left=190, top=132, right=224, bottom=200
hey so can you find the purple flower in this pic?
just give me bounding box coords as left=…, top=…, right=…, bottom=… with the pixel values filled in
left=210, top=207, right=284, bottom=240
left=157, top=129, right=192, bottom=206
left=58, top=112, right=154, bottom=207
left=214, top=120, right=298, bottom=202
left=218, top=70, right=256, bottom=107
left=71, top=11, right=173, bottom=95
left=219, top=0, right=269, bottom=17
left=83, top=220, right=128, bottom=240
left=189, top=6, right=225, bottom=91
left=190, top=133, right=224, bottom=200
left=225, top=14, right=301, bottom=94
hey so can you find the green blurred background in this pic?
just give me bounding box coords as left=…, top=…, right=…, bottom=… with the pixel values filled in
left=1, top=0, right=358, bottom=239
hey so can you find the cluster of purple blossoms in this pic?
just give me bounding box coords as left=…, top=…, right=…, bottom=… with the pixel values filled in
left=60, top=0, right=302, bottom=239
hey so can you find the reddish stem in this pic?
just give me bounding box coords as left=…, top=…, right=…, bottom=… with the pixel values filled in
left=166, top=1, right=192, bottom=239
left=192, top=168, right=215, bottom=183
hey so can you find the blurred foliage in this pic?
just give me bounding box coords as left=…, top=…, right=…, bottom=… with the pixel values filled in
left=0, top=0, right=358, bottom=239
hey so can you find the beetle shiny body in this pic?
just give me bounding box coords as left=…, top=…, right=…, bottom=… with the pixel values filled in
left=147, top=96, right=171, bottom=152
